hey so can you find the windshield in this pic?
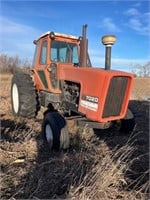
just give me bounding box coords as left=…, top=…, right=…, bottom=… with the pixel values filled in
left=50, top=40, right=79, bottom=64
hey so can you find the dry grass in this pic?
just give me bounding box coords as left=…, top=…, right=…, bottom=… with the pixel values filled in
left=0, top=73, right=149, bottom=199
left=70, top=143, right=149, bottom=200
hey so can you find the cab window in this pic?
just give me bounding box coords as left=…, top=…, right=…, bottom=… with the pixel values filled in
left=40, top=41, right=47, bottom=65
left=50, top=40, right=79, bottom=63
left=32, top=44, right=38, bottom=66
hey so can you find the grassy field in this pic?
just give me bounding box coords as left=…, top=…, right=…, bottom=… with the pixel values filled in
left=0, top=73, right=149, bottom=199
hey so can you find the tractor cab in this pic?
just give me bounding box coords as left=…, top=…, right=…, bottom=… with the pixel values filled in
left=32, top=27, right=92, bottom=93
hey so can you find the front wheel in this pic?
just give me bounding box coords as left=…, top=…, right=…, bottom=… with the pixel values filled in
left=42, top=112, right=70, bottom=151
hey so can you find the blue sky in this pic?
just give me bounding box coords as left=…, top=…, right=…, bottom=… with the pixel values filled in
left=0, top=0, right=150, bottom=72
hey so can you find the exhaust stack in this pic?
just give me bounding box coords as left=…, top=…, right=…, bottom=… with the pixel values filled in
left=102, top=35, right=116, bottom=70
left=79, top=24, right=88, bottom=67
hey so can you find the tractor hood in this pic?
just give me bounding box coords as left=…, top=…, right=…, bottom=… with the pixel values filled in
left=58, top=64, right=134, bottom=122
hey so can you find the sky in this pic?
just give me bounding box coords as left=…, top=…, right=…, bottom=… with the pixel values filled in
left=0, top=0, right=150, bottom=72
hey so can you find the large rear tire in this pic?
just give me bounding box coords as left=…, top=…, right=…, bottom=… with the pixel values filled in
left=11, top=73, right=38, bottom=118
left=119, top=118, right=135, bottom=132
left=118, top=109, right=135, bottom=133
left=42, top=112, right=70, bottom=151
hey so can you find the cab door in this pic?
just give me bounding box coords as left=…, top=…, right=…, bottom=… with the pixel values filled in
left=33, top=37, right=61, bottom=93
left=37, top=40, right=49, bottom=90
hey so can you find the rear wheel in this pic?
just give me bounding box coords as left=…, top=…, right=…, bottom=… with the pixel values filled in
left=11, top=73, right=39, bottom=118
left=119, top=118, right=135, bottom=132
left=117, top=109, right=135, bottom=133
left=42, top=112, right=70, bottom=150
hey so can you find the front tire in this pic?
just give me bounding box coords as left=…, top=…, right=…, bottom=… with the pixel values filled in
left=42, top=112, right=70, bottom=151
left=11, top=73, right=38, bottom=118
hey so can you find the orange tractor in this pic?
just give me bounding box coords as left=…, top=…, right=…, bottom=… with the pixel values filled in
left=11, top=25, right=135, bottom=150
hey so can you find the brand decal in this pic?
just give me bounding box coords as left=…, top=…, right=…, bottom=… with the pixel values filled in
left=85, top=95, right=98, bottom=103
left=80, top=95, right=99, bottom=111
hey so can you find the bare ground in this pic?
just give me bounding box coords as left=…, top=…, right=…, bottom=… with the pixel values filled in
left=0, top=74, right=149, bottom=199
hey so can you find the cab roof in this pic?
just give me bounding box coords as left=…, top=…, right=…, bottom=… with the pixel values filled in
left=36, top=31, right=78, bottom=41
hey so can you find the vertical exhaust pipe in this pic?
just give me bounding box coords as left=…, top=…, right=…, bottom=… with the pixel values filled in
left=101, top=35, right=116, bottom=70
left=79, top=24, right=88, bottom=67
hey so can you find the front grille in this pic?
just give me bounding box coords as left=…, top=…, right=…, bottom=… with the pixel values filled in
left=102, top=76, right=129, bottom=118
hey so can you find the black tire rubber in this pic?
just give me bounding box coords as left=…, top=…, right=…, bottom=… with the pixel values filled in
left=120, top=118, right=135, bottom=132
left=42, top=112, right=70, bottom=150
left=119, top=109, right=135, bottom=133
left=11, top=73, right=38, bottom=118
left=60, top=125, right=70, bottom=149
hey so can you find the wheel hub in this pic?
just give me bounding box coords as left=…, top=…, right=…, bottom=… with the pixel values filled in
left=12, top=83, right=19, bottom=114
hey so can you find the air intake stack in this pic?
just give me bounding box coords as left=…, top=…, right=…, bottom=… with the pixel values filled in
left=102, top=35, right=116, bottom=70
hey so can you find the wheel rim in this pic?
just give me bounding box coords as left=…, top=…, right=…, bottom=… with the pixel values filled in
left=45, top=124, right=53, bottom=149
left=12, top=83, right=19, bottom=114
